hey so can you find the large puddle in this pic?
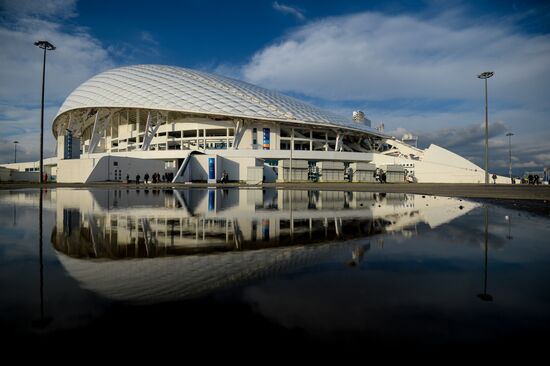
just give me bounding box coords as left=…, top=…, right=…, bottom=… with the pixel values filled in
left=1, top=188, right=549, bottom=349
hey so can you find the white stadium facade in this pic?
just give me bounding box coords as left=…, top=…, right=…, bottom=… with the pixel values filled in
left=1, top=64, right=507, bottom=184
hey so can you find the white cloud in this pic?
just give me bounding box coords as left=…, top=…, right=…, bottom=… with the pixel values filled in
left=0, top=0, right=77, bottom=19
left=273, top=1, right=304, bottom=21
left=0, top=0, right=114, bottom=163
left=140, top=31, right=158, bottom=45
left=386, top=120, right=549, bottom=173
left=0, top=105, right=59, bottom=163
left=241, top=10, right=550, bottom=172
left=243, top=11, right=550, bottom=107
left=0, top=19, right=114, bottom=102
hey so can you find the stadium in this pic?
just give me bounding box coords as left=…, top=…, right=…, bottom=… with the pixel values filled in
left=1, top=64, right=505, bottom=183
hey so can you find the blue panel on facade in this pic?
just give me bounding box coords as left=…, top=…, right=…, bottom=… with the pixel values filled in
left=208, top=158, right=215, bottom=180
left=263, top=128, right=270, bottom=150
left=64, top=131, right=73, bottom=159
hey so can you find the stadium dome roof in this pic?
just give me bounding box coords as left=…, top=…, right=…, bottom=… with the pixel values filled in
left=54, top=64, right=380, bottom=135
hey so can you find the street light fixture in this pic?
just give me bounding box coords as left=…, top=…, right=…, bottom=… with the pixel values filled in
left=477, top=71, right=494, bottom=184
left=13, top=141, right=18, bottom=163
left=34, top=40, right=56, bottom=184
left=506, top=132, right=514, bottom=182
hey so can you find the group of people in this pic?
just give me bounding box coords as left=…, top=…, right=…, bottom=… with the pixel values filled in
left=524, top=174, right=541, bottom=185
left=126, top=172, right=174, bottom=184
left=374, top=168, right=387, bottom=183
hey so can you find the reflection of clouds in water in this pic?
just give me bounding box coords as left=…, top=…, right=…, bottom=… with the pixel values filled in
left=241, top=252, right=550, bottom=338
left=242, top=265, right=487, bottom=336
left=0, top=203, right=57, bottom=261
left=418, top=205, right=550, bottom=256
left=419, top=221, right=506, bottom=250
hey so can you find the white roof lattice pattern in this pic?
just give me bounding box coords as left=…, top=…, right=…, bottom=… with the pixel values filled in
left=54, top=65, right=377, bottom=133
left=56, top=240, right=361, bottom=304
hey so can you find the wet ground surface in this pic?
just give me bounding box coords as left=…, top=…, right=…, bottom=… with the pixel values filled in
left=1, top=187, right=549, bottom=355
left=2, top=181, right=550, bottom=200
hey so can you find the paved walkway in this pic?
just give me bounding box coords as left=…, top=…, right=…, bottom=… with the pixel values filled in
left=1, top=182, right=550, bottom=201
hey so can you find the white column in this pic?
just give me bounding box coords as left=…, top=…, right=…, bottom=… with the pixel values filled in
left=136, top=109, right=140, bottom=149
left=226, top=127, right=230, bottom=149
left=110, top=113, right=113, bottom=149
left=165, top=113, right=169, bottom=150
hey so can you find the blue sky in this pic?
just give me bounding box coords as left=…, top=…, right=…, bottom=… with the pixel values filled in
left=1, top=0, right=549, bottom=174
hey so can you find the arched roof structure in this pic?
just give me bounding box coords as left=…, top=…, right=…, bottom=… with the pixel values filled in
left=52, top=64, right=380, bottom=137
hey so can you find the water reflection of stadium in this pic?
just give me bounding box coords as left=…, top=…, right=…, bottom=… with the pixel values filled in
left=51, top=188, right=478, bottom=259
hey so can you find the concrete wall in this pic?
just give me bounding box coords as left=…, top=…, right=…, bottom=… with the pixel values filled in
left=188, top=155, right=261, bottom=182
left=0, top=167, right=9, bottom=182
left=57, top=159, right=96, bottom=183
left=351, top=162, right=376, bottom=182
left=0, top=167, right=39, bottom=182
left=88, top=156, right=167, bottom=183
left=57, top=156, right=170, bottom=183
left=12, top=171, right=40, bottom=182
left=277, top=160, right=309, bottom=182
left=188, top=155, right=217, bottom=181
left=247, top=166, right=263, bottom=184
left=317, top=161, right=345, bottom=182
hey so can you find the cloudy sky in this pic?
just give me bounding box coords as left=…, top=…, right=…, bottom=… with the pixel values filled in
left=0, top=0, right=549, bottom=174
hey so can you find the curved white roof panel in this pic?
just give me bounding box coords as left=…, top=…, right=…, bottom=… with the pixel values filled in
left=55, top=64, right=381, bottom=135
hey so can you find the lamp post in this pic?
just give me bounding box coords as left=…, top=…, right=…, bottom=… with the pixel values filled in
left=477, top=71, right=494, bottom=184
left=506, top=132, right=514, bottom=182
left=13, top=141, right=18, bottom=163
left=34, top=41, right=56, bottom=184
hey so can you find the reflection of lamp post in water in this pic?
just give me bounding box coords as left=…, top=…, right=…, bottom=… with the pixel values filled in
left=477, top=206, right=493, bottom=302
left=505, top=215, right=513, bottom=240
left=32, top=189, right=52, bottom=328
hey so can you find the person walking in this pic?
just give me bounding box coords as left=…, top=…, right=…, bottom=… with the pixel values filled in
left=136, top=174, right=140, bottom=184
left=221, top=170, right=228, bottom=183
left=144, top=172, right=149, bottom=184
